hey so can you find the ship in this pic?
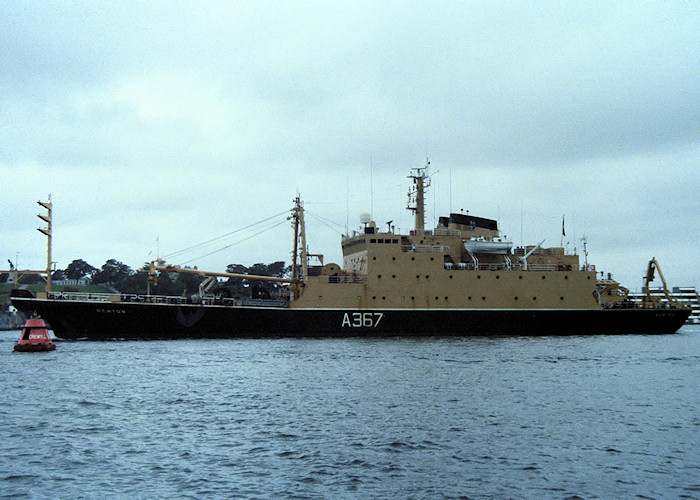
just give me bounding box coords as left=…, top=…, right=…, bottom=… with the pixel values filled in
left=11, top=163, right=690, bottom=339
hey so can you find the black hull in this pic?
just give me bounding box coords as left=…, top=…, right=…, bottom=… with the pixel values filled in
left=11, top=297, right=690, bottom=340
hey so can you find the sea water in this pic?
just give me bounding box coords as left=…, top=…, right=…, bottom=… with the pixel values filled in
left=1, top=327, right=698, bottom=499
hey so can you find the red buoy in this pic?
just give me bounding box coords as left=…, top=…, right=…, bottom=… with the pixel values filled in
left=14, top=317, right=56, bottom=352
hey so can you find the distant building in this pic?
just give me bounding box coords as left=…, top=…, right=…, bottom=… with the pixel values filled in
left=628, top=286, right=699, bottom=325
left=53, top=278, right=90, bottom=286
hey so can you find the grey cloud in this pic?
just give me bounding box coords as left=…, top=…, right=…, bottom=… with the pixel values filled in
left=1, top=1, right=698, bottom=289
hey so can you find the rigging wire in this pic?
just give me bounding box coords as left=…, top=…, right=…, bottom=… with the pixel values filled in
left=162, top=209, right=289, bottom=261
left=180, top=218, right=290, bottom=266
left=305, top=209, right=346, bottom=235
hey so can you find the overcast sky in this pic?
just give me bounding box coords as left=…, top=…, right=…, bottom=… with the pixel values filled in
left=1, top=1, right=698, bottom=290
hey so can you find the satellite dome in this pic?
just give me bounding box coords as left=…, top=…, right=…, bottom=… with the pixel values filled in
left=359, top=211, right=372, bottom=224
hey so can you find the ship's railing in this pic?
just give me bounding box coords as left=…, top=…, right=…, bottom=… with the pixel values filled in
left=434, top=228, right=462, bottom=237
left=521, top=264, right=559, bottom=272
left=401, top=245, right=451, bottom=253
left=197, top=296, right=289, bottom=307
left=122, top=294, right=189, bottom=304
left=444, top=263, right=567, bottom=272
left=48, top=291, right=113, bottom=302
left=601, top=300, right=686, bottom=310
left=324, top=275, right=367, bottom=284
left=47, top=291, right=188, bottom=304
left=237, top=298, right=288, bottom=308
left=46, top=290, right=295, bottom=308
left=200, top=296, right=235, bottom=306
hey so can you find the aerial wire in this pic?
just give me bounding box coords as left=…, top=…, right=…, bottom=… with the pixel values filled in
left=162, top=209, right=289, bottom=261
left=180, top=217, right=289, bottom=265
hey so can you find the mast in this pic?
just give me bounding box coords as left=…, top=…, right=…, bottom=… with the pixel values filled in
left=291, top=197, right=300, bottom=282
left=298, top=197, right=308, bottom=280
left=407, top=160, right=430, bottom=235
left=37, top=196, right=53, bottom=293
left=290, top=195, right=308, bottom=280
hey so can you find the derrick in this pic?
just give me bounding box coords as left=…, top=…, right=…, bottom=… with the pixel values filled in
left=643, top=258, right=682, bottom=308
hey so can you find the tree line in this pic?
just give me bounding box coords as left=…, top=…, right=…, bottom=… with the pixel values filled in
left=2, top=259, right=290, bottom=298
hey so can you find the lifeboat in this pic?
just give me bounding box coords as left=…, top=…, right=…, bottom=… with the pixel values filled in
left=14, top=317, right=56, bottom=352
left=463, top=236, right=512, bottom=255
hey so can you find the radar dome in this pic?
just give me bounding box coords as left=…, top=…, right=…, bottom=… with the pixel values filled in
left=359, top=211, right=372, bottom=224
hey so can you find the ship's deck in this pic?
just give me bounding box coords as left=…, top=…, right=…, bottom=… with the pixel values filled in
left=43, top=291, right=289, bottom=308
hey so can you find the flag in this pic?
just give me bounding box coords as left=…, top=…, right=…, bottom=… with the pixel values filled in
left=562, top=215, right=565, bottom=236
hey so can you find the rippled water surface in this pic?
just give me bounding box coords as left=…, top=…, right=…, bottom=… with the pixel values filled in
left=2, top=327, right=699, bottom=499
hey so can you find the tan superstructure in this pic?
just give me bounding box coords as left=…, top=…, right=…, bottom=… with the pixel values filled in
left=146, top=162, right=670, bottom=315
left=290, top=225, right=600, bottom=310
left=287, top=163, right=608, bottom=311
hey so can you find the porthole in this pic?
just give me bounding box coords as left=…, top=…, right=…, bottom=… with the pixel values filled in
left=426, top=275, right=430, bottom=279
left=449, top=275, right=453, bottom=279
left=411, top=257, right=415, bottom=261
left=382, top=296, right=386, bottom=300
left=482, top=296, right=486, bottom=300
left=496, top=275, right=500, bottom=279
left=560, top=297, right=564, bottom=301
left=519, top=276, right=523, bottom=280
left=377, top=274, right=382, bottom=279
left=392, top=257, right=396, bottom=261
left=564, top=275, right=569, bottom=280
left=477, top=275, right=481, bottom=279
left=392, top=274, right=396, bottom=278
left=515, top=296, right=519, bottom=300
left=411, top=296, right=415, bottom=300
left=373, top=256, right=377, bottom=260
left=372, top=296, right=376, bottom=300
left=444, top=296, right=448, bottom=300
left=533, top=297, right=537, bottom=301
left=541, top=275, right=546, bottom=280
left=416, top=275, right=420, bottom=279
left=468, top=296, right=472, bottom=300
left=430, top=257, right=434, bottom=261
left=435, top=296, right=439, bottom=300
